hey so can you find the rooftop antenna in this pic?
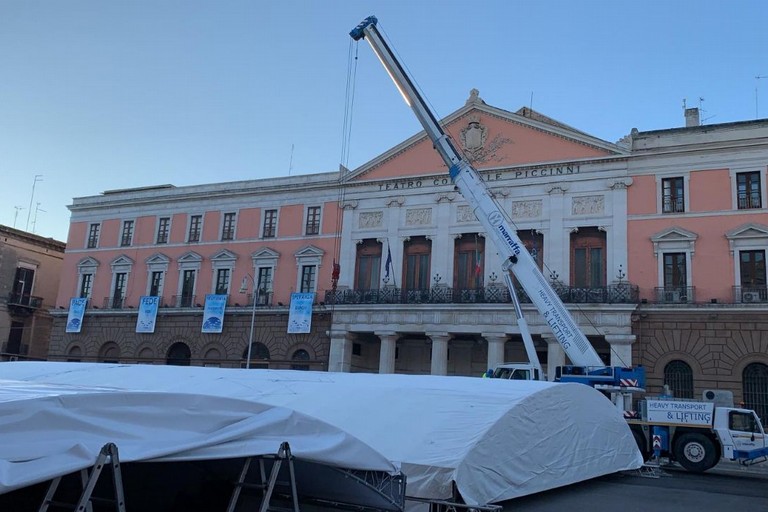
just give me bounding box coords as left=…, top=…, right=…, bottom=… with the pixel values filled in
left=699, top=97, right=716, bottom=124
left=25, top=175, right=43, bottom=231
left=32, top=202, right=46, bottom=233
left=13, top=206, right=24, bottom=228
left=756, top=75, right=767, bottom=119
left=288, top=143, right=294, bottom=176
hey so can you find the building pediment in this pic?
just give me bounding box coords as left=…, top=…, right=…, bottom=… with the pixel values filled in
left=650, top=226, right=698, bottom=243
left=178, top=251, right=203, bottom=263
left=211, top=249, right=238, bottom=262
left=145, top=253, right=170, bottom=265
left=345, top=90, right=626, bottom=183
left=77, top=257, right=100, bottom=269
left=110, top=255, right=135, bottom=267
left=725, top=223, right=768, bottom=240
left=295, top=245, right=324, bottom=258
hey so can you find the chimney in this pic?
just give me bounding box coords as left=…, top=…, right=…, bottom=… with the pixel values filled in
left=685, top=107, right=700, bottom=127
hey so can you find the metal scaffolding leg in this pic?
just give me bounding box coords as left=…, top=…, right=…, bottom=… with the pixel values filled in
left=227, top=442, right=300, bottom=512
left=39, top=443, right=126, bottom=512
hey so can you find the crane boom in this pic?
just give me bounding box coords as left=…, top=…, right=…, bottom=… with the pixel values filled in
left=350, top=16, right=604, bottom=369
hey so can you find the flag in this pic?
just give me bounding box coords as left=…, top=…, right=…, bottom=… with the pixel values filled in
left=385, top=244, right=393, bottom=280
left=474, top=235, right=482, bottom=276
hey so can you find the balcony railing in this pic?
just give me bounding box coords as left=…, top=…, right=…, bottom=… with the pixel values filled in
left=103, top=296, right=126, bottom=309
left=7, top=292, right=43, bottom=309
left=734, top=286, right=768, bottom=303
left=325, top=283, right=640, bottom=306
left=172, top=294, right=197, bottom=308
left=653, top=286, right=695, bottom=304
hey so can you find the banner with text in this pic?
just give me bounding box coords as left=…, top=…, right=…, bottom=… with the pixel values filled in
left=287, top=292, right=315, bottom=334
left=136, top=296, right=160, bottom=333
left=202, top=294, right=227, bottom=333
left=65, top=298, right=88, bottom=333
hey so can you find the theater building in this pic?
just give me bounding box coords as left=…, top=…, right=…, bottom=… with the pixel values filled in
left=47, top=92, right=768, bottom=417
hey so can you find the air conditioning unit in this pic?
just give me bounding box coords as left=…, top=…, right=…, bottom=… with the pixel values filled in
left=703, top=389, right=734, bottom=408
left=663, top=290, right=681, bottom=303
left=742, top=291, right=763, bottom=303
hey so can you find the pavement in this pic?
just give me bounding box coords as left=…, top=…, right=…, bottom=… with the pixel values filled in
left=651, top=458, right=768, bottom=477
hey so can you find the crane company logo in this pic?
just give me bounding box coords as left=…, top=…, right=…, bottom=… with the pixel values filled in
left=488, top=211, right=503, bottom=226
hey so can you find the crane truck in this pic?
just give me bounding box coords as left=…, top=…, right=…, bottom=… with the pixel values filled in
left=349, top=15, right=768, bottom=473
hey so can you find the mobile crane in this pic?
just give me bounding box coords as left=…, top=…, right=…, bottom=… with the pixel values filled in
left=350, top=15, right=768, bottom=473
left=349, top=16, right=644, bottom=398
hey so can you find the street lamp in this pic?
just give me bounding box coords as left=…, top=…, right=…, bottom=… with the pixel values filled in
left=239, top=275, right=258, bottom=369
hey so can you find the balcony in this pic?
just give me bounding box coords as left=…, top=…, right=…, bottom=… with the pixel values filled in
left=653, top=286, right=695, bottom=304
left=6, top=292, right=43, bottom=317
left=325, top=283, right=640, bottom=306
left=103, top=296, right=126, bottom=309
left=734, top=286, right=768, bottom=303
left=172, top=294, right=197, bottom=308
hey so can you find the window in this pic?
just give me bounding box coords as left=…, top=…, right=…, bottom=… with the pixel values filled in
left=571, top=227, right=605, bottom=288
left=664, top=360, right=694, bottom=399
left=740, top=250, right=767, bottom=301
left=221, top=212, right=236, bottom=241
left=663, top=252, right=687, bottom=288
left=256, top=267, right=273, bottom=305
left=79, top=273, right=93, bottom=299
left=111, top=272, right=127, bottom=309
left=454, top=234, right=484, bottom=290
left=149, top=271, right=164, bottom=297
left=305, top=206, right=321, bottom=235
left=291, top=349, right=310, bottom=371
left=743, top=363, right=768, bottom=424
left=662, top=177, right=685, bottom=213
left=156, top=217, right=170, bottom=244
left=737, top=172, right=762, bottom=209
left=87, top=223, right=100, bottom=248
left=99, top=343, right=120, bottom=364
left=263, top=209, right=277, bottom=238
left=188, top=215, right=202, bottom=242
left=404, top=236, right=431, bottom=290
left=300, top=265, right=317, bottom=293
left=180, top=269, right=196, bottom=307
left=120, top=220, right=134, bottom=246
left=355, top=239, right=382, bottom=289
left=215, top=268, right=230, bottom=295
left=11, top=267, right=35, bottom=305
left=166, top=342, right=191, bottom=366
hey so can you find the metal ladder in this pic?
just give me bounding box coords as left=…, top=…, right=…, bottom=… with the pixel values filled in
left=39, top=442, right=126, bottom=512
left=227, top=441, right=300, bottom=512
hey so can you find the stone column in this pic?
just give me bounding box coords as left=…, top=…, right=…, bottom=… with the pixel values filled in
left=543, top=333, right=565, bottom=381
left=328, top=330, right=352, bottom=372
left=428, top=332, right=450, bottom=375
left=377, top=331, right=398, bottom=374
left=604, top=334, right=636, bottom=368
left=483, top=333, right=507, bottom=371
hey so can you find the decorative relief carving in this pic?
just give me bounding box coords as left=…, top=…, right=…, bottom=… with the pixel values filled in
left=489, top=187, right=510, bottom=199
left=340, top=199, right=358, bottom=210
left=359, top=211, right=383, bottom=228
left=458, top=112, right=512, bottom=165
left=607, top=177, right=633, bottom=190
left=511, top=200, right=542, bottom=218
left=457, top=205, right=475, bottom=223
left=406, top=208, right=432, bottom=226
left=572, top=195, right=604, bottom=215
left=387, top=197, right=405, bottom=207
left=436, top=192, right=456, bottom=203
left=546, top=183, right=570, bottom=194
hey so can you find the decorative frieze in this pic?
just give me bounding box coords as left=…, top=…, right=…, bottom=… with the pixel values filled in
left=359, top=211, right=383, bottom=229
left=457, top=205, right=475, bottom=223
left=512, top=200, right=542, bottom=218
left=406, top=208, right=432, bottom=226
left=572, top=195, right=604, bottom=215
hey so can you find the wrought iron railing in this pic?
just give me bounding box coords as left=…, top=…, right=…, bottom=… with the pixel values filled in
left=172, top=294, right=197, bottom=308
left=653, top=286, right=695, bottom=304
left=325, top=283, right=639, bottom=306
left=7, top=292, right=43, bottom=309
left=733, top=286, right=768, bottom=304
left=103, top=296, right=126, bottom=309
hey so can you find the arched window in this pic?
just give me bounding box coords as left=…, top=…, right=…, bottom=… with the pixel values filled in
left=664, top=360, right=694, bottom=399
left=137, top=347, right=154, bottom=363
left=743, top=363, right=768, bottom=422
left=99, top=342, right=120, bottom=363
left=204, top=348, right=222, bottom=368
left=67, top=345, right=82, bottom=363
left=291, top=349, right=310, bottom=371
left=166, top=342, right=191, bottom=366
left=242, top=342, right=270, bottom=369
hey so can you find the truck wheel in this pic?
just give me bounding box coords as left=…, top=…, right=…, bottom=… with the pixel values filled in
left=673, top=433, right=718, bottom=472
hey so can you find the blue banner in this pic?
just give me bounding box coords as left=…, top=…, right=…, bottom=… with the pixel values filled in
left=136, top=296, right=160, bottom=333
left=202, top=294, right=227, bottom=333
left=288, top=292, right=314, bottom=334
left=65, top=298, right=88, bottom=333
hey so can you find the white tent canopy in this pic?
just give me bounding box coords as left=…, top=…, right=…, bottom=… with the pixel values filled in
left=0, top=362, right=642, bottom=505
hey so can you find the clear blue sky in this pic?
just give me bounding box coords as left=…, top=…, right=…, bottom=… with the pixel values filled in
left=1, top=0, right=766, bottom=242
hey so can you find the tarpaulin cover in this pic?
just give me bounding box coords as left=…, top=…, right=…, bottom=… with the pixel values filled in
left=0, top=362, right=642, bottom=504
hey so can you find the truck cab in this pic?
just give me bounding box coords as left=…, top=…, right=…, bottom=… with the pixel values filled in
left=716, top=407, right=767, bottom=464
left=493, top=364, right=544, bottom=381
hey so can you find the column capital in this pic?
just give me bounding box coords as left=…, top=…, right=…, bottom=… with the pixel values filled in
left=426, top=332, right=450, bottom=342
left=604, top=334, right=636, bottom=345
left=481, top=333, right=508, bottom=343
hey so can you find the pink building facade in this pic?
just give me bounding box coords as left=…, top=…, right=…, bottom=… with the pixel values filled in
left=46, top=94, right=768, bottom=420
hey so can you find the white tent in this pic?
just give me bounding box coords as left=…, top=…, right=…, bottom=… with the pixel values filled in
left=0, top=362, right=642, bottom=505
